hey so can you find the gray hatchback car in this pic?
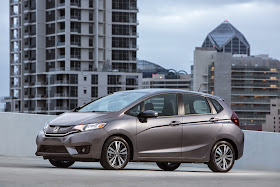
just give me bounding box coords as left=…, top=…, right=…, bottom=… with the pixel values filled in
left=36, top=89, right=244, bottom=172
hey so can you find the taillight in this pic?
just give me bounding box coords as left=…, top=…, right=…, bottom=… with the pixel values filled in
left=231, top=111, right=240, bottom=127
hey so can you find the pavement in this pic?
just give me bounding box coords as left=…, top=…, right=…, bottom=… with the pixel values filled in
left=0, top=156, right=279, bottom=187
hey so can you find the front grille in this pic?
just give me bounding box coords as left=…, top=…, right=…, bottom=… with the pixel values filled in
left=39, top=145, right=68, bottom=153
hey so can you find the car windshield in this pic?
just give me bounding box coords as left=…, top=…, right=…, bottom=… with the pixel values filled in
left=78, top=92, right=147, bottom=112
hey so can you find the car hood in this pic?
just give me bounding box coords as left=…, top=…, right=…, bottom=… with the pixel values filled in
left=48, top=112, right=118, bottom=126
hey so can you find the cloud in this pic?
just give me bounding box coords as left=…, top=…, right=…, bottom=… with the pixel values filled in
left=138, top=1, right=280, bottom=72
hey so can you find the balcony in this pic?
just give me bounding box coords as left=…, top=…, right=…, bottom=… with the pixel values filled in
left=70, top=16, right=81, bottom=20
left=70, top=28, right=80, bottom=33
left=54, top=93, right=69, bottom=98
left=57, top=42, right=65, bottom=46
left=57, top=29, right=65, bottom=33
left=11, top=0, right=18, bottom=4
left=11, top=12, right=18, bottom=17
left=57, top=55, right=65, bottom=59
left=70, top=2, right=81, bottom=7
left=34, top=94, right=47, bottom=99
left=11, top=60, right=19, bottom=65
left=57, top=16, right=65, bottom=21
left=57, top=3, right=65, bottom=8
left=70, top=42, right=81, bottom=46
left=11, top=84, right=19, bottom=88
left=70, top=55, right=81, bottom=59
left=53, top=80, right=70, bottom=85
left=11, top=72, right=19, bottom=76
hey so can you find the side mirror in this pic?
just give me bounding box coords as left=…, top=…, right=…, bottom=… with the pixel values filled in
left=138, top=110, right=158, bottom=119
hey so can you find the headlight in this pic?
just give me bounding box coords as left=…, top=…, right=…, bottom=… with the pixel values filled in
left=43, top=122, right=49, bottom=133
left=73, top=123, right=106, bottom=132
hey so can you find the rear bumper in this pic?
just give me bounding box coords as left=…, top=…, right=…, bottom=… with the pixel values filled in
left=35, top=129, right=107, bottom=160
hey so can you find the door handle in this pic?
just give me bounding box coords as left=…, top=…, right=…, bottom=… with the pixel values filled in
left=170, top=121, right=181, bottom=126
left=209, top=117, right=219, bottom=123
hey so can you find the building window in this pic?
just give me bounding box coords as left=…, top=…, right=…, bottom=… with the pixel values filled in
left=89, top=0, right=93, bottom=8
left=89, top=38, right=93, bottom=47
left=108, top=87, right=119, bottom=94
left=91, top=87, right=98, bottom=97
left=89, top=24, right=93, bottom=34
left=112, top=50, right=129, bottom=61
left=91, top=75, right=98, bottom=84
left=89, top=11, right=93, bottom=21
left=84, top=76, right=87, bottom=81
left=89, top=51, right=93, bottom=60
left=70, top=86, right=78, bottom=97
left=84, top=90, right=87, bottom=94
left=108, top=75, right=120, bottom=85
left=71, top=61, right=81, bottom=71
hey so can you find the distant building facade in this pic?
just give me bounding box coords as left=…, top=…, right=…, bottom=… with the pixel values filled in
left=4, top=0, right=141, bottom=115
left=193, top=21, right=280, bottom=130
left=137, top=60, right=190, bottom=90
left=262, top=99, right=280, bottom=133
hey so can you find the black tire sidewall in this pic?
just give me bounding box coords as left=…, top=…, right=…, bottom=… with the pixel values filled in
left=156, top=162, right=181, bottom=171
left=49, top=159, right=75, bottom=168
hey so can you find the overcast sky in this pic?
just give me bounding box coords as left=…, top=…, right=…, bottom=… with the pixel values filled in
left=0, top=0, right=280, bottom=102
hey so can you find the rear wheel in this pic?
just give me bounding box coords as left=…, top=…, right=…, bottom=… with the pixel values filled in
left=100, top=136, right=130, bottom=170
left=156, top=162, right=181, bottom=171
left=49, top=159, right=75, bottom=168
left=207, top=141, right=235, bottom=172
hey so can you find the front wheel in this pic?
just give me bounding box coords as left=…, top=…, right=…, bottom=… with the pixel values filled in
left=100, top=136, right=130, bottom=170
left=207, top=141, right=235, bottom=172
left=49, top=159, right=75, bottom=168
left=156, top=162, right=181, bottom=171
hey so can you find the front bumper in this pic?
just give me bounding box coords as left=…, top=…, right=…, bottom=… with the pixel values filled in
left=35, top=128, right=107, bottom=160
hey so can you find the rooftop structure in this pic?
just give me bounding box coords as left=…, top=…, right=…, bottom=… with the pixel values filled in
left=202, top=20, right=250, bottom=55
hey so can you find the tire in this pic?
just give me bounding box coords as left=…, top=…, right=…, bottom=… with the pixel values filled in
left=207, top=141, right=235, bottom=172
left=100, top=136, right=130, bottom=170
left=156, top=162, right=181, bottom=171
left=49, top=159, right=75, bottom=168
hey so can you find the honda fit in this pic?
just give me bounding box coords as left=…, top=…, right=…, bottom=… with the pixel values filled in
left=36, top=89, right=244, bottom=172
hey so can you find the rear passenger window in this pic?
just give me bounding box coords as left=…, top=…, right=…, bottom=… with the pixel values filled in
left=209, top=98, right=223, bottom=113
left=183, top=94, right=211, bottom=115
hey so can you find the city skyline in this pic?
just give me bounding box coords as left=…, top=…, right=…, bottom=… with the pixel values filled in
left=1, top=0, right=280, bottom=101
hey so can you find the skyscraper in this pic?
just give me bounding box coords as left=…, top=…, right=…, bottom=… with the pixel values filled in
left=193, top=21, right=280, bottom=130
left=5, top=0, right=141, bottom=115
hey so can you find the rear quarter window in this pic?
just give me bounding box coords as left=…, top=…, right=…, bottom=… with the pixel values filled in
left=209, top=98, right=224, bottom=113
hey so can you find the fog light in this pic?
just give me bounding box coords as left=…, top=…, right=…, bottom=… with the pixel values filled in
left=75, top=146, right=90, bottom=154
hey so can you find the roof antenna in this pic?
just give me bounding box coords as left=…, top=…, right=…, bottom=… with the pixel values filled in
left=198, top=83, right=203, bottom=92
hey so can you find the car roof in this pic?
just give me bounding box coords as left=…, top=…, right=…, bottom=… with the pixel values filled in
left=119, top=89, right=223, bottom=100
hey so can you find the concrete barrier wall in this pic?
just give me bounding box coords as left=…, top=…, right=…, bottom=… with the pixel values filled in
left=0, top=112, right=56, bottom=156
left=0, top=112, right=279, bottom=171
left=234, top=130, right=280, bottom=171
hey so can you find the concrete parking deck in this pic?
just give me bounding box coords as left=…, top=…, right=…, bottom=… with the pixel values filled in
left=0, top=156, right=279, bottom=187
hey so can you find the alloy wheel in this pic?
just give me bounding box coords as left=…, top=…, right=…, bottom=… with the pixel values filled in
left=107, top=140, right=128, bottom=169
left=214, top=144, right=234, bottom=170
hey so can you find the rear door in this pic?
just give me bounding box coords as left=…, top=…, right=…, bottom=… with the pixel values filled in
left=136, top=93, right=182, bottom=158
left=181, top=94, right=223, bottom=159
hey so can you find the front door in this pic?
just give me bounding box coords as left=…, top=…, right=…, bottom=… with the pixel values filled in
left=136, top=93, right=182, bottom=158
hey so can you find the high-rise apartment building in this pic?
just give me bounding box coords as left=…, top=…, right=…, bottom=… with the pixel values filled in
left=193, top=21, right=280, bottom=130
left=5, top=0, right=141, bottom=115
left=262, top=98, right=280, bottom=133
